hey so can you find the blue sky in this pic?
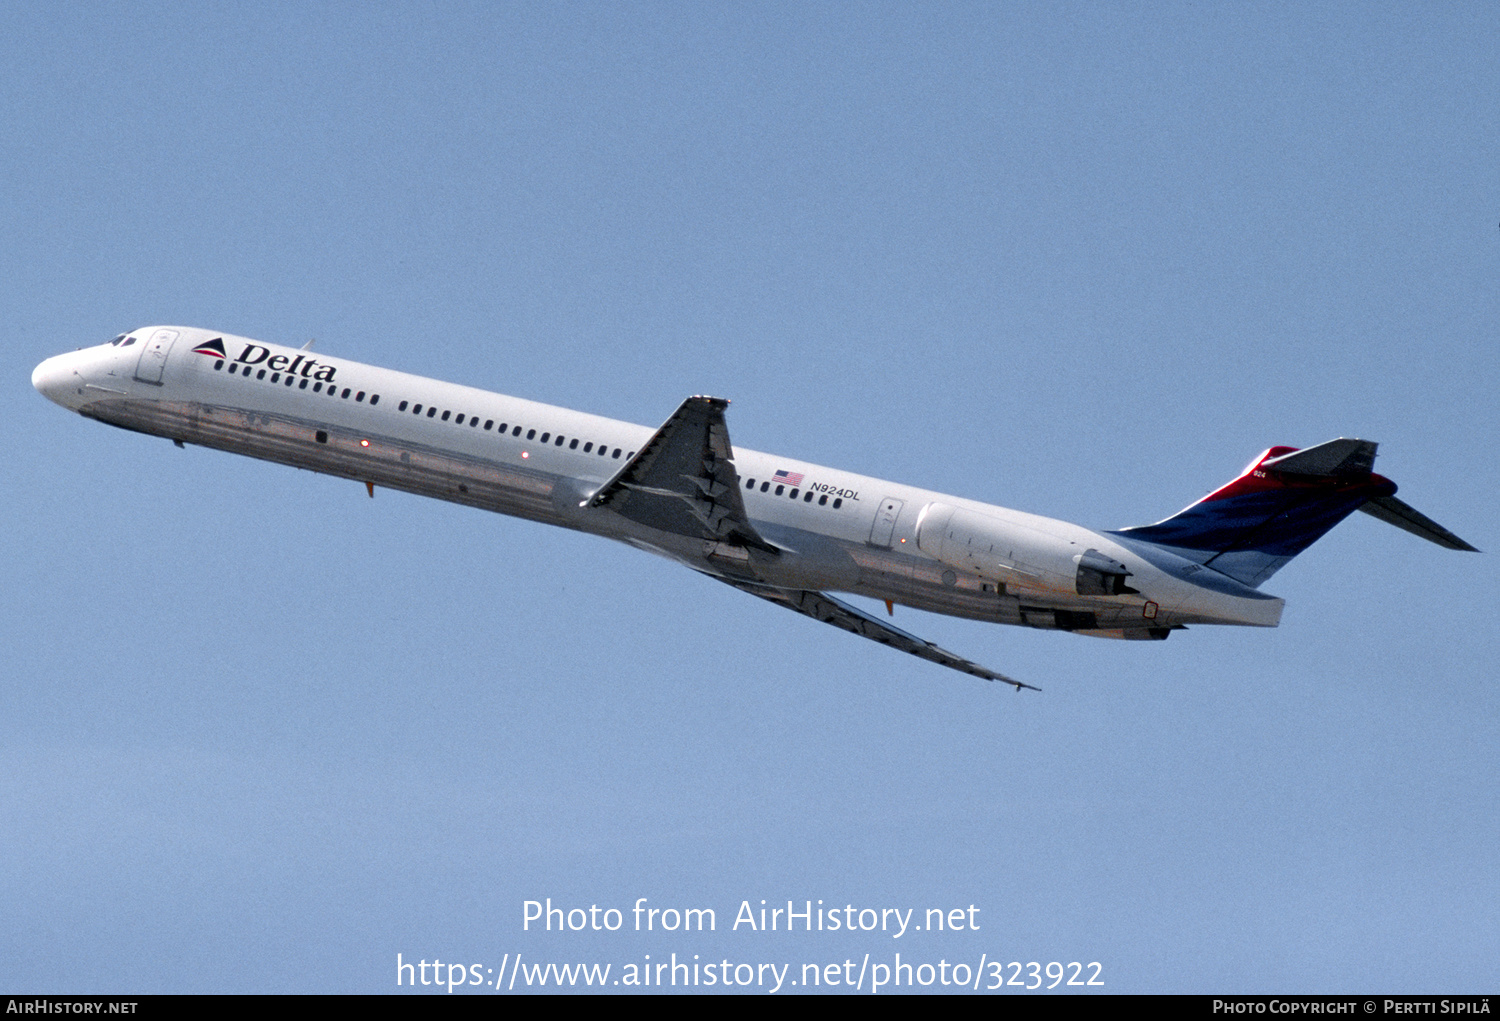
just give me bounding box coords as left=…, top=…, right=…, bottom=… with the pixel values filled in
left=3, top=2, right=1495, bottom=993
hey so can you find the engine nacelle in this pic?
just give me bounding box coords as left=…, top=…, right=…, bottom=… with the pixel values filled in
left=916, top=503, right=1138, bottom=598
left=1073, top=549, right=1137, bottom=596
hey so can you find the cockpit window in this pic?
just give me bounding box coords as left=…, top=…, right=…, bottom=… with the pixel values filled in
left=108, top=334, right=127, bottom=346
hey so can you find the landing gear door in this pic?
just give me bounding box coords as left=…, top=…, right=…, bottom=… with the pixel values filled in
left=869, top=497, right=904, bottom=548
left=134, top=329, right=179, bottom=385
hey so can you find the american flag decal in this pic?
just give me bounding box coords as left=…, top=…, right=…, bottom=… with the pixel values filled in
left=773, top=469, right=805, bottom=487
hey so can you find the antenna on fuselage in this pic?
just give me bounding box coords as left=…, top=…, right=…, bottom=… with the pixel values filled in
left=301, top=338, right=315, bottom=350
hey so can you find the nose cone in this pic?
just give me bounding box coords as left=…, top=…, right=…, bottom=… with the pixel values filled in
left=32, top=352, right=80, bottom=408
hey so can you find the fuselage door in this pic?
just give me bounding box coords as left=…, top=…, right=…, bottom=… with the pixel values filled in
left=134, top=329, right=180, bottom=385
left=869, top=497, right=905, bottom=547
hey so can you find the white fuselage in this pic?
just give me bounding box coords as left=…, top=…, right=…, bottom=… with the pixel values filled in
left=32, top=327, right=1283, bottom=639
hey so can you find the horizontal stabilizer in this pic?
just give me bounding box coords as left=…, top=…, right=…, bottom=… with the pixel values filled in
left=1260, top=437, right=1377, bottom=477
left=1359, top=495, right=1479, bottom=552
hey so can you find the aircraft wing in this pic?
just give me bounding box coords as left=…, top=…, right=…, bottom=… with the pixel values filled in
left=719, top=579, right=1039, bottom=692
left=586, top=395, right=778, bottom=554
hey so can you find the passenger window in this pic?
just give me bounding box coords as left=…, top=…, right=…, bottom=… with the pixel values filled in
left=441, top=410, right=451, bottom=421
left=370, top=395, right=379, bottom=406
left=470, top=417, right=478, bottom=427
left=584, top=442, right=593, bottom=453
left=257, top=370, right=267, bottom=380
left=745, top=479, right=755, bottom=489
left=455, top=414, right=464, bottom=425
left=300, top=379, right=308, bottom=389
left=341, top=388, right=351, bottom=399
left=760, top=481, right=769, bottom=492
left=612, top=448, right=622, bottom=458
left=271, top=373, right=281, bottom=383
left=313, top=382, right=322, bottom=392
left=356, top=391, right=365, bottom=402
left=427, top=407, right=437, bottom=418
left=569, top=438, right=578, bottom=449
left=833, top=498, right=842, bottom=509
left=555, top=436, right=564, bottom=446
left=399, top=401, right=409, bottom=411
left=527, top=429, right=536, bottom=440
left=512, top=426, right=522, bottom=437
left=413, top=404, right=422, bottom=414
left=818, top=494, right=827, bottom=505
left=789, top=488, right=799, bottom=499
left=775, top=485, right=784, bottom=496
left=484, top=420, right=493, bottom=430
left=540, top=433, right=550, bottom=443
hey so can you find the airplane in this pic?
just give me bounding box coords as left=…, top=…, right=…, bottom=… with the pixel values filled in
left=32, top=326, right=1478, bottom=691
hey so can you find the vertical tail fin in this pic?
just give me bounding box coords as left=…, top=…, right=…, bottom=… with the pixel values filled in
left=1109, top=439, right=1399, bottom=588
